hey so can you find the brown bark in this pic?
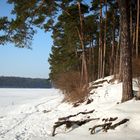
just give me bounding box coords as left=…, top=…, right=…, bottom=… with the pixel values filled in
left=132, top=29, right=136, bottom=56
left=77, top=2, right=88, bottom=85
left=118, top=16, right=122, bottom=81
left=130, top=3, right=133, bottom=43
left=52, top=118, right=99, bottom=136
left=58, top=109, right=95, bottom=121
left=98, top=45, right=101, bottom=78
left=114, top=21, right=121, bottom=77
left=89, top=118, right=129, bottom=134
left=114, top=40, right=120, bottom=77
left=76, top=28, right=88, bottom=85
left=102, top=0, right=107, bottom=78
left=98, top=0, right=103, bottom=79
left=53, top=2, right=89, bottom=85
left=110, top=10, right=115, bottom=75
left=118, top=0, right=133, bottom=102
left=136, top=0, right=139, bottom=58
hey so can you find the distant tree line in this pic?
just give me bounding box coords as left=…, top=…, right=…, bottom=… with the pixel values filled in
left=0, top=76, right=52, bottom=88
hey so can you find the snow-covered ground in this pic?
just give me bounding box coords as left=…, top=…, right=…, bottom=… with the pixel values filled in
left=0, top=79, right=140, bottom=140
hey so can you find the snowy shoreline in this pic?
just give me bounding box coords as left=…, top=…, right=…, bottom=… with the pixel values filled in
left=0, top=81, right=140, bottom=140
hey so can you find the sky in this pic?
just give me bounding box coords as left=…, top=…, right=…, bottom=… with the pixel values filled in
left=0, top=0, right=53, bottom=79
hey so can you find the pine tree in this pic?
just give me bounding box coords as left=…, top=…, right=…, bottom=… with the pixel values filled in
left=0, top=0, right=138, bottom=102
left=118, top=0, right=133, bottom=102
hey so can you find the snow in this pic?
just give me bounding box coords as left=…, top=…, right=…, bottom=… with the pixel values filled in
left=0, top=79, right=140, bottom=140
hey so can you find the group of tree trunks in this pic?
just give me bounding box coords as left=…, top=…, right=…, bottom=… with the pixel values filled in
left=0, top=0, right=139, bottom=102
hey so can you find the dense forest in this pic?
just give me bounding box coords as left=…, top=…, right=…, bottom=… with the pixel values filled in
left=0, top=76, right=51, bottom=88
left=0, top=0, right=139, bottom=102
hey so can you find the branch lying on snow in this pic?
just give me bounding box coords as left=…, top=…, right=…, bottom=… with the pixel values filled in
left=52, top=109, right=96, bottom=136
left=92, top=79, right=109, bottom=85
left=89, top=122, right=112, bottom=134
left=90, top=85, right=103, bottom=89
left=89, top=118, right=129, bottom=134
left=102, top=117, right=118, bottom=122
left=52, top=117, right=100, bottom=136
left=86, top=98, right=94, bottom=104
left=58, top=109, right=95, bottom=121
left=110, top=118, right=129, bottom=129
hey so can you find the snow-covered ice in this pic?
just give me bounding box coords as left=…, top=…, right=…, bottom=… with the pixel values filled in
left=0, top=79, right=140, bottom=140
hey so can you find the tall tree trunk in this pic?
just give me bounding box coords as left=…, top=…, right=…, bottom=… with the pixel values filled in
left=102, top=0, right=107, bottom=78
left=118, top=0, right=133, bottom=102
left=130, top=2, right=133, bottom=43
left=114, top=14, right=121, bottom=78
left=98, top=44, right=101, bottom=78
left=118, top=13, right=123, bottom=81
left=114, top=33, right=120, bottom=77
left=88, top=42, right=92, bottom=82
left=98, top=0, right=103, bottom=78
left=130, top=2, right=133, bottom=57
left=136, top=0, right=139, bottom=58
left=77, top=2, right=88, bottom=85
left=110, top=9, right=115, bottom=76
left=132, top=28, right=136, bottom=56
left=91, top=42, right=95, bottom=81
left=89, top=37, right=94, bottom=82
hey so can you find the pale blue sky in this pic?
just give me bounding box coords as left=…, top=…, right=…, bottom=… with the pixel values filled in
left=0, top=0, right=92, bottom=79
left=0, top=0, right=52, bottom=79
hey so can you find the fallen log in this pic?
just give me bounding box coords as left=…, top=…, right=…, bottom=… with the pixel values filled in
left=102, top=117, right=118, bottom=122
left=109, top=117, right=118, bottom=122
left=86, top=98, right=94, bottom=104
left=52, top=117, right=100, bottom=136
left=89, top=118, right=129, bottom=134
left=110, top=118, right=129, bottom=129
left=92, top=79, right=109, bottom=85
left=89, top=122, right=112, bottom=134
left=58, top=109, right=95, bottom=121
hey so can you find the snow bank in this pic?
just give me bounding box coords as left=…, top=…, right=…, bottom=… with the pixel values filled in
left=0, top=80, right=140, bottom=140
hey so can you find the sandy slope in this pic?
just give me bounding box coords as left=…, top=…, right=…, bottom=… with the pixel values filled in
left=0, top=80, right=140, bottom=140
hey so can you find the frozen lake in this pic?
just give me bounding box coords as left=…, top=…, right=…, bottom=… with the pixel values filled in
left=0, top=88, right=64, bottom=140
left=0, top=88, right=59, bottom=107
